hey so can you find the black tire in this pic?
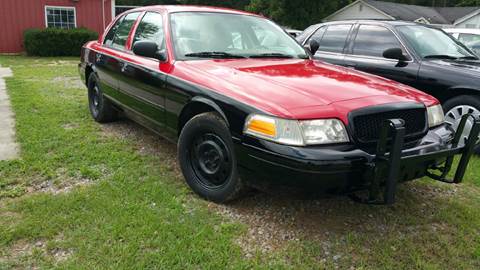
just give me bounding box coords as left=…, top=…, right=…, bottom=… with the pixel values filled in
left=442, top=95, right=480, bottom=154
left=178, top=112, right=246, bottom=203
left=87, top=73, right=117, bottom=123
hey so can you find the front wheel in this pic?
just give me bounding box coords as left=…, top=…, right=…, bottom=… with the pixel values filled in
left=177, top=112, right=246, bottom=203
left=443, top=95, right=480, bottom=153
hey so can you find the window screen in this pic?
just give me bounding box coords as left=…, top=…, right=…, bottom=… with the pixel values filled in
left=45, top=6, right=75, bottom=29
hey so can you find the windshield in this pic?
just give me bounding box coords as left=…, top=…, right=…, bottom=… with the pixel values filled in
left=170, top=12, right=308, bottom=60
left=397, top=25, right=476, bottom=59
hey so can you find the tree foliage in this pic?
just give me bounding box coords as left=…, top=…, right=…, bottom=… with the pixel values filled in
left=246, top=0, right=352, bottom=29
left=116, top=0, right=480, bottom=29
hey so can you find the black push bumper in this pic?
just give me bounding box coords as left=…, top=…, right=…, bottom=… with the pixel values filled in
left=236, top=114, right=480, bottom=205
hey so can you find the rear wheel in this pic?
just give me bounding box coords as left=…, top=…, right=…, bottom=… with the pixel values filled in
left=87, top=73, right=117, bottom=123
left=178, top=112, right=246, bottom=203
left=443, top=95, right=480, bottom=153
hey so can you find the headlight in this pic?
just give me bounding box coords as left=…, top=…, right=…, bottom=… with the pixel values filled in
left=427, top=104, right=445, bottom=128
left=244, top=114, right=349, bottom=146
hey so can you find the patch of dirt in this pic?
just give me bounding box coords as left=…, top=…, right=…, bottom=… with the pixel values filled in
left=11, top=240, right=40, bottom=258
left=100, top=119, right=181, bottom=177
left=0, top=210, right=21, bottom=225
left=61, top=123, right=80, bottom=130
left=46, top=60, right=78, bottom=67
left=27, top=178, right=92, bottom=195
left=52, top=76, right=84, bottom=89
left=97, top=118, right=473, bottom=261
left=2, top=235, right=73, bottom=267
left=25, top=168, right=94, bottom=195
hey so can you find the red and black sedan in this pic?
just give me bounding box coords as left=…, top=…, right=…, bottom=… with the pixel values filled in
left=79, top=5, right=479, bottom=204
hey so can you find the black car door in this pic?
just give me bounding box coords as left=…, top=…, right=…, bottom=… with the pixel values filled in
left=101, top=12, right=142, bottom=106
left=95, top=15, right=126, bottom=98
left=307, top=24, right=353, bottom=66
left=343, top=24, right=420, bottom=87
left=118, top=11, right=167, bottom=131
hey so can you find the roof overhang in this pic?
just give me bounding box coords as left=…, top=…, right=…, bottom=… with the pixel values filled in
left=323, top=0, right=395, bottom=22
left=453, top=9, right=480, bottom=25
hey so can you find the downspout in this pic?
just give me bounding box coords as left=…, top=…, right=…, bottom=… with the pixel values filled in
left=102, top=0, right=106, bottom=30
left=111, top=0, right=116, bottom=21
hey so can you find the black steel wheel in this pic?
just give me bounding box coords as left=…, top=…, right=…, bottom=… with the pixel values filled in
left=178, top=112, right=245, bottom=203
left=87, top=73, right=117, bottom=123
left=190, top=133, right=232, bottom=189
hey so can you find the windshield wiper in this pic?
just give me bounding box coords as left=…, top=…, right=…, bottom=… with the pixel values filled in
left=184, top=51, right=246, bottom=59
left=424, top=55, right=458, bottom=60
left=458, top=56, right=479, bottom=60
left=248, top=53, right=295, bottom=59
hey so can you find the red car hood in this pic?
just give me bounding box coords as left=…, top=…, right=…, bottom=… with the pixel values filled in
left=173, top=59, right=437, bottom=120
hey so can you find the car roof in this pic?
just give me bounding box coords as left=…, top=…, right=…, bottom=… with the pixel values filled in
left=122, top=5, right=261, bottom=17
left=443, top=28, right=480, bottom=35
left=310, top=20, right=423, bottom=28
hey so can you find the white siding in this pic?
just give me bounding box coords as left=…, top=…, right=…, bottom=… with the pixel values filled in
left=455, top=14, right=480, bottom=29
left=326, top=2, right=391, bottom=21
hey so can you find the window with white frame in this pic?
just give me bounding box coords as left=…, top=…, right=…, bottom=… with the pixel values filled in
left=45, top=6, right=76, bottom=29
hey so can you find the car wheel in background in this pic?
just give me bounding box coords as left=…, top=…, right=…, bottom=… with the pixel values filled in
left=178, top=112, right=246, bottom=203
left=443, top=95, right=480, bottom=153
left=87, top=73, right=117, bottom=123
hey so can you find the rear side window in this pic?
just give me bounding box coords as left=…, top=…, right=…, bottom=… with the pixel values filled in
left=104, top=17, right=123, bottom=46
left=352, top=25, right=404, bottom=58
left=308, top=26, right=326, bottom=45
left=104, top=12, right=141, bottom=50
left=319, top=24, right=352, bottom=53
left=296, top=24, right=320, bottom=43
left=133, top=12, right=165, bottom=50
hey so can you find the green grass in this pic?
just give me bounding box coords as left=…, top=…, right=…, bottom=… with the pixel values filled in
left=0, top=56, right=479, bottom=269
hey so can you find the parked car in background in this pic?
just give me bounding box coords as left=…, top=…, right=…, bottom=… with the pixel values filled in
left=298, top=20, right=480, bottom=150
left=285, top=28, right=302, bottom=37
left=444, top=28, right=480, bottom=56
left=79, top=8, right=479, bottom=205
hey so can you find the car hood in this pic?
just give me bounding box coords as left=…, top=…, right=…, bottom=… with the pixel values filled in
left=175, top=59, right=437, bottom=119
left=423, top=58, right=480, bottom=76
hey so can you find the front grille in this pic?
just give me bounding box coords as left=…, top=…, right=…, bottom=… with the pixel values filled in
left=351, top=107, right=427, bottom=144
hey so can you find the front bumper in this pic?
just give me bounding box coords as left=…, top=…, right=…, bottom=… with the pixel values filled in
left=235, top=114, right=480, bottom=204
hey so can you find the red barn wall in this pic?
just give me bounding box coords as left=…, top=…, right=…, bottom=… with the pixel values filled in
left=0, top=0, right=114, bottom=53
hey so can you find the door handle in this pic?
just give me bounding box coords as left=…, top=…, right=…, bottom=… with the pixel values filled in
left=119, top=62, right=128, bottom=73
left=95, top=54, right=103, bottom=63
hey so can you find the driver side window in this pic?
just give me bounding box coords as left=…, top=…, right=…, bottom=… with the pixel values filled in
left=133, top=12, right=165, bottom=51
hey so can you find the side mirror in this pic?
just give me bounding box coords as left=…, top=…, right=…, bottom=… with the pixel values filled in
left=304, top=39, right=320, bottom=55
left=132, top=40, right=166, bottom=61
left=383, top=48, right=408, bottom=62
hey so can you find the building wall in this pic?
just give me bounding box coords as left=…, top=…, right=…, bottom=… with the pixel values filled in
left=326, top=1, right=391, bottom=21
left=455, top=14, right=480, bottom=29
left=0, top=0, right=114, bottom=53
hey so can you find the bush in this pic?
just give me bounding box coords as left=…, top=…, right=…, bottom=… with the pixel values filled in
left=24, top=28, right=98, bottom=56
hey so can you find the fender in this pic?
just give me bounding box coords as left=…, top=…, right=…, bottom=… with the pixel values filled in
left=445, top=86, right=480, bottom=100
left=186, top=96, right=229, bottom=126
left=448, top=85, right=480, bottom=92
